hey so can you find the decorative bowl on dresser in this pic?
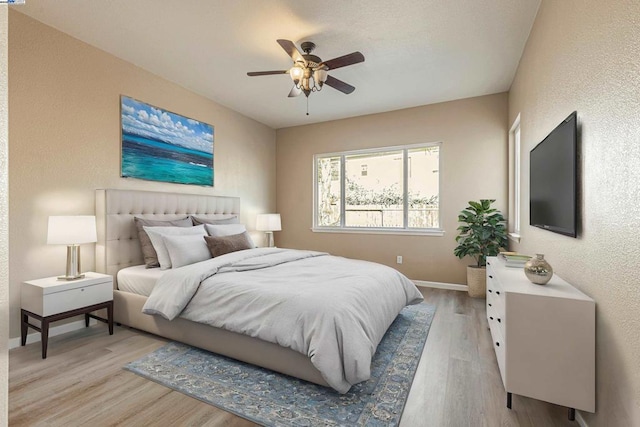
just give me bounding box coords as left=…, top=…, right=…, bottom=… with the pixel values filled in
left=20, top=272, right=114, bottom=359
left=485, top=256, right=595, bottom=421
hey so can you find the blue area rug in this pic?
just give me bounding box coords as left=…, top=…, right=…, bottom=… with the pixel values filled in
left=125, top=303, right=436, bottom=426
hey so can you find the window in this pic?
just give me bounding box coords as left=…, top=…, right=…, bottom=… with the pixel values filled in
left=509, top=115, right=521, bottom=239
left=313, top=143, right=442, bottom=234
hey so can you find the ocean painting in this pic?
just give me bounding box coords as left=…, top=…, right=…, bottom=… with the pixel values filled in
left=121, top=96, right=214, bottom=186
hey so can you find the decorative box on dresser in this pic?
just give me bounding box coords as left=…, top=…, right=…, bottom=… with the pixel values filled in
left=21, top=272, right=114, bottom=359
left=485, top=256, right=595, bottom=420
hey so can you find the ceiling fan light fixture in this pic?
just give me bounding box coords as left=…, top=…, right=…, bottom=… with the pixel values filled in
left=313, top=69, right=328, bottom=87
left=289, top=65, right=304, bottom=84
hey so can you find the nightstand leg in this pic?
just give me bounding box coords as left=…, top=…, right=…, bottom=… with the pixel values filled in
left=568, top=408, right=575, bottom=421
left=21, top=310, right=28, bottom=346
left=507, top=392, right=512, bottom=409
left=107, top=301, right=114, bottom=335
left=41, top=319, right=50, bottom=359
left=85, top=313, right=90, bottom=327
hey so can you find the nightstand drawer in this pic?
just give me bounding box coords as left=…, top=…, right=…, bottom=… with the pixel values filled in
left=42, top=281, right=112, bottom=316
left=22, top=273, right=113, bottom=317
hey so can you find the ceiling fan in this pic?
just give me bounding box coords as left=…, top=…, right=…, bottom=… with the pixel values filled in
left=247, top=39, right=365, bottom=102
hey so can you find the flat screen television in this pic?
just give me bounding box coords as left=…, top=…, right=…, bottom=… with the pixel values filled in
left=529, top=111, right=577, bottom=237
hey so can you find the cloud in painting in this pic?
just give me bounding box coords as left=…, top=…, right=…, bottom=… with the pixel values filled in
left=121, top=96, right=213, bottom=154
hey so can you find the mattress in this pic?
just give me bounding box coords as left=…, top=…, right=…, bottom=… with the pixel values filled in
left=117, top=265, right=166, bottom=296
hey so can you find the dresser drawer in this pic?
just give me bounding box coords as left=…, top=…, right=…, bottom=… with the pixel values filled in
left=43, top=281, right=112, bottom=316
left=487, top=301, right=506, bottom=338
left=487, top=277, right=505, bottom=320
left=486, top=265, right=503, bottom=291
left=489, top=320, right=506, bottom=387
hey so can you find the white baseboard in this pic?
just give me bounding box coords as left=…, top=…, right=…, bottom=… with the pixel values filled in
left=413, top=280, right=468, bottom=292
left=8, top=318, right=97, bottom=350
left=576, top=410, right=588, bottom=427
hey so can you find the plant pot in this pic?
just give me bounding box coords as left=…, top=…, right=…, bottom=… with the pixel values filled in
left=466, top=266, right=486, bottom=298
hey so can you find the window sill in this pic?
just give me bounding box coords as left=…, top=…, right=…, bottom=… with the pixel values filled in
left=312, top=227, right=445, bottom=237
left=508, top=232, right=521, bottom=243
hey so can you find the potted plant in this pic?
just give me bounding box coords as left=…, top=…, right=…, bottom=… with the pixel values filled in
left=454, top=199, right=508, bottom=297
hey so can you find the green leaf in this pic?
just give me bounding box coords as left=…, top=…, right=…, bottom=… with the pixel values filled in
left=468, top=201, right=482, bottom=211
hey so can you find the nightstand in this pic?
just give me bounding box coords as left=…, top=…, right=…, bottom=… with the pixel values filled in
left=21, top=272, right=114, bottom=359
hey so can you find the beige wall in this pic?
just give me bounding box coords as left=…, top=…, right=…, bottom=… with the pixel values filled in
left=509, top=1, right=640, bottom=425
left=1, top=6, right=9, bottom=426
left=276, top=93, right=508, bottom=283
left=7, top=11, right=276, bottom=339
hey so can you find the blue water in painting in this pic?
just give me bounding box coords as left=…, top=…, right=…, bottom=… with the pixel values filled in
left=122, top=133, right=214, bottom=186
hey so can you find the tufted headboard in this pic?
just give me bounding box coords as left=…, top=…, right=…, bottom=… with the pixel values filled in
left=95, top=189, right=240, bottom=283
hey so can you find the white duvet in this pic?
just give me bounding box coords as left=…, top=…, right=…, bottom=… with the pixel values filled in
left=142, top=247, right=424, bottom=393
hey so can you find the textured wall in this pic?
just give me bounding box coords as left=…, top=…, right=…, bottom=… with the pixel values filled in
left=276, top=93, right=508, bottom=283
left=7, top=11, right=276, bottom=339
left=509, top=1, right=640, bottom=425
left=0, top=6, right=9, bottom=425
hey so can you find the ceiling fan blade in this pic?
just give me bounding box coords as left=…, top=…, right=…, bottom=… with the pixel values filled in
left=247, top=70, right=289, bottom=76
left=288, top=85, right=302, bottom=97
left=319, top=52, right=365, bottom=70
left=277, top=39, right=306, bottom=65
left=325, top=75, right=356, bottom=94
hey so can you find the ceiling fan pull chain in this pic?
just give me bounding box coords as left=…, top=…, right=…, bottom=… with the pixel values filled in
left=306, top=97, right=309, bottom=116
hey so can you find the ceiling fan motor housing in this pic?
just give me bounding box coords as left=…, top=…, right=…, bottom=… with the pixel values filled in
left=300, top=41, right=316, bottom=53
left=300, top=41, right=322, bottom=67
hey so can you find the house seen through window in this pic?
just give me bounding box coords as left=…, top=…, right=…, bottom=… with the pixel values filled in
left=314, top=143, right=440, bottom=232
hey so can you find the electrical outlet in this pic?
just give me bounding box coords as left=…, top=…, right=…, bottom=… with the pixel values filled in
left=396, top=255, right=403, bottom=264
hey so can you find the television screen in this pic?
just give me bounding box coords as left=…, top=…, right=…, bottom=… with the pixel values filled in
left=529, top=112, right=577, bottom=237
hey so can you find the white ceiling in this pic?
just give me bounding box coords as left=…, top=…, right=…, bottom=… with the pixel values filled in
left=17, top=0, right=540, bottom=129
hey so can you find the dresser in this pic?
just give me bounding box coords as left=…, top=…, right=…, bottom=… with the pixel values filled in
left=21, top=272, right=114, bottom=359
left=486, top=256, right=595, bottom=419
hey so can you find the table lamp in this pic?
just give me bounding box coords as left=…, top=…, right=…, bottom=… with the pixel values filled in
left=256, top=213, right=281, bottom=248
left=47, top=215, right=97, bottom=280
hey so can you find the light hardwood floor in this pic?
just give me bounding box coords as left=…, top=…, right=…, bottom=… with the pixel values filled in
left=9, top=288, right=577, bottom=426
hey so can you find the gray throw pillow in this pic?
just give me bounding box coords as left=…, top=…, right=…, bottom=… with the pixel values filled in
left=191, top=215, right=240, bottom=226
left=204, top=232, right=254, bottom=258
left=134, top=217, right=192, bottom=268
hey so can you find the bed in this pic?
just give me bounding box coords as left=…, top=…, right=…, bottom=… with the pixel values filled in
left=95, top=189, right=423, bottom=392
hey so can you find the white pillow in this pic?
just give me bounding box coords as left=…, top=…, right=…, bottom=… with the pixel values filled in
left=163, top=234, right=211, bottom=269
left=204, top=223, right=247, bottom=237
left=204, top=223, right=256, bottom=247
left=144, top=224, right=206, bottom=270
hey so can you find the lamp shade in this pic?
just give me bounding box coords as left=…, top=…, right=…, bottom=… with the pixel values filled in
left=47, top=215, right=97, bottom=245
left=256, top=214, right=281, bottom=232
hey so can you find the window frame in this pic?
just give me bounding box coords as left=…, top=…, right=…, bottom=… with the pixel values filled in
left=312, top=142, right=444, bottom=236
left=509, top=115, right=522, bottom=241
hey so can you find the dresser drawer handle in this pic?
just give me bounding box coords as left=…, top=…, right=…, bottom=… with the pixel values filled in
left=488, top=289, right=493, bottom=293
left=497, top=318, right=501, bottom=323
left=488, top=303, right=492, bottom=307
left=495, top=342, right=500, bottom=347
left=487, top=262, right=491, bottom=266
left=81, top=288, right=85, bottom=292
left=489, top=275, right=493, bottom=279
left=496, top=291, right=500, bottom=295
left=489, top=316, right=494, bottom=320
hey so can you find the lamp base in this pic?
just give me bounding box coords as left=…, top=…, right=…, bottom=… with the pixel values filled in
left=265, top=231, right=275, bottom=248
left=58, top=244, right=84, bottom=281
